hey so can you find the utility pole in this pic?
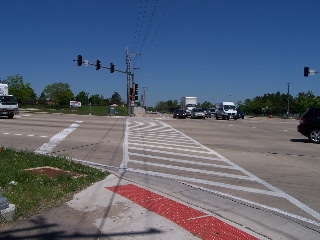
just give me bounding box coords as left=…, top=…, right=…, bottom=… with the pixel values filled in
left=126, top=47, right=141, bottom=116
left=142, top=87, right=148, bottom=108
left=287, top=83, right=290, bottom=118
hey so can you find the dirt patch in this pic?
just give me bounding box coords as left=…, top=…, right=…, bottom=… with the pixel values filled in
left=24, top=166, right=83, bottom=179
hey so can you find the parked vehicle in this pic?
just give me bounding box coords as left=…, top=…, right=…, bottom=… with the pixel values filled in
left=209, top=108, right=216, bottom=117
left=297, top=107, right=320, bottom=143
left=173, top=109, right=187, bottom=119
left=191, top=108, right=206, bottom=119
left=201, top=108, right=211, bottom=118
left=236, top=109, right=245, bottom=119
left=180, top=97, right=198, bottom=117
left=215, top=102, right=237, bottom=120
left=0, top=84, right=19, bottom=119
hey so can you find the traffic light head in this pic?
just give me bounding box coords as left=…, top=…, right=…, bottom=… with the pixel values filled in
left=304, top=67, right=309, bottom=77
left=110, top=63, right=115, bottom=73
left=134, top=84, right=138, bottom=95
left=96, top=60, right=101, bottom=70
left=77, top=55, right=82, bottom=66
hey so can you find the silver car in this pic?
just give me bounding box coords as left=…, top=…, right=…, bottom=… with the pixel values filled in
left=191, top=108, right=206, bottom=119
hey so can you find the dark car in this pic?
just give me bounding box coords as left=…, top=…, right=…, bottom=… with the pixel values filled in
left=297, top=107, right=320, bottom=143
left=173, top=109, right=187, bottom=119
left=236, top=109, right=245, bottom=119
left=201, top=108, right=211, bottom=118
left=209, top=108, right=216, bottom=117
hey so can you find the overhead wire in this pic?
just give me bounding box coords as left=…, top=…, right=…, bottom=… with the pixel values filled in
left=132, top=0, right=148, bottom=54
left=138, top=0, right=159, bottom=53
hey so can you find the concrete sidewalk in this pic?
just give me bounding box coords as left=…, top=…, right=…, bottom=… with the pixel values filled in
left=0, top=173, right=265, bottom=240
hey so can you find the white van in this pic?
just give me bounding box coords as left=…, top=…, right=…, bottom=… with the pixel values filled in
left=215, top=102, right=238, bottom=120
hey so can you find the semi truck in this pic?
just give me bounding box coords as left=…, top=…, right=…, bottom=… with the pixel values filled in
left=0, top=84, right=19, bottom=119
left=180, top=97, right=198, bottom=117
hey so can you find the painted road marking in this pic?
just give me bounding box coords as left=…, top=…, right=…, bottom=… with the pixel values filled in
left=107, top=184, right=260, bottom=240
left=2, top=132, right=48, bottom=138
left=121, top=118, right=320, bottom=226
left=35, top=121, right=83, bottom=154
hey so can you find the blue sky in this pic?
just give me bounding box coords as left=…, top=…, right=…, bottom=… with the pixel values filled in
left=1, top=0, right=319, bottom=107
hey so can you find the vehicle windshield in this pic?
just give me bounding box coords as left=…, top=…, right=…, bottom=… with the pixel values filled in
left=224, top=105, right=236, bottom=111
left=0, top=96, right=17, bottom=103
left=186, top=104, right=197, bottom=107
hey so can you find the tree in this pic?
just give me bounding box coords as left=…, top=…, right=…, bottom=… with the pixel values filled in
left=3, top=74, right=36, bottom=104
left=110, top=92, right=124, bottom=105
left=41, top=82, right=74, bottom=105
left=90, top=94, right=105, bottom=105
left=200, top=101, right=214, bottom=108
left=75, top=91, right=89, bottom=105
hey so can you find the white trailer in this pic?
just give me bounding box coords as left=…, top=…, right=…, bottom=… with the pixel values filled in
left=181, top=97, right=198, bottom=117
left=0, top=84, right=19, bottom=119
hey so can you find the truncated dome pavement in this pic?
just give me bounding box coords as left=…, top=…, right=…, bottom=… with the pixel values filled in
left=107, top=184, right=259, bottom=240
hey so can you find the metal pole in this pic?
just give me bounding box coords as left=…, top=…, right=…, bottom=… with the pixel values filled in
left=126, top=47, right=141, bottom=117
left=287, top=83, right=290, bottom=117
left=126, top=47, right=131, bottom=116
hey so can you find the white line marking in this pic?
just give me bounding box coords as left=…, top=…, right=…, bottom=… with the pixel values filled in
left=129, top=152, right=235, bottom=169
left=129, top=159, right=255, bottom=181
left=34, top=121, right=82, bottom=154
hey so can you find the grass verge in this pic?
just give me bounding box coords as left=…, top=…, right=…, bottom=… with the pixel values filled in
left=20, top=105, right=129, bottom=116
left=0, top=147, right=108, bottom=225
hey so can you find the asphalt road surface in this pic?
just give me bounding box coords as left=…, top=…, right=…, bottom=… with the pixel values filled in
left=1, top=112, right=319, bottom=239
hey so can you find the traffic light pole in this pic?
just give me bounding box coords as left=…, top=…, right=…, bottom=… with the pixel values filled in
left=126, top=47, right=141, bottom=117
left=74, top=50, right=140, bottom=117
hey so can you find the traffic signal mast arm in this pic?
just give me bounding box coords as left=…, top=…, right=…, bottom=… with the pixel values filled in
left=74, top=56, right=135, bottom=75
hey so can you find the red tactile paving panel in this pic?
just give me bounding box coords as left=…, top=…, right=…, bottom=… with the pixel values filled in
left=139, top=198, right=206, bottom=222
left=177, top=216, right=259, bottom=240
left=107, top=184, right=260, bottom=240
left=106, top=184, right=164, bottom=203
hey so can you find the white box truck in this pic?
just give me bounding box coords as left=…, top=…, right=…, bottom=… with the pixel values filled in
left=215, top=101, right=237, bottom=120
left=181, top=97, right=198, bottom=117
left=0, top=84, right=19, bottom=119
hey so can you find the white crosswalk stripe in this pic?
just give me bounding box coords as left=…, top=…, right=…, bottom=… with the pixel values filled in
left=121, top=118, right=320, bottom=226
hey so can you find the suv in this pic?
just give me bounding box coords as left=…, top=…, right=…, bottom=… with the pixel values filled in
left=297, top=107, right=320, bottom=143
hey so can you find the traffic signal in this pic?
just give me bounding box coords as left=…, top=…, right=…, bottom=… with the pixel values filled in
left=134, top=83, right=138, bottom=96
left=77, top=55, right=82, bottom=66
left=304, top=67, right=310, bottom=77
left=110, top=63, right=115, bottom=73
left=96, top=60, right=101, bottom=70
left=133, top=83, right=138, bottom=100
left=130, top=88, right=133, bottom=100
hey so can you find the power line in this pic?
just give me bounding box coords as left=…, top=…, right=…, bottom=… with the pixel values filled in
left=139, top=0, right=159, bottom=53
left=146, top=0, right=171, bottom=50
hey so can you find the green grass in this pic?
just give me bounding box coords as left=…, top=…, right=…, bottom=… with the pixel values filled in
left=0, top=147, right=108, bottom=224
left=20, top=105, right=129, bottom=116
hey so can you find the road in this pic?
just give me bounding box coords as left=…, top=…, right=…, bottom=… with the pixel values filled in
left=1, top=112, right=320, bottom=239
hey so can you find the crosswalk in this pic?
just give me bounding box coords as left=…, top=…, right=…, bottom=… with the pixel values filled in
left=121, top=118, right=320, bottom=226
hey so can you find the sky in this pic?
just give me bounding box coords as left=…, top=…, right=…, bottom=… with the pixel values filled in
left=1, top=0, right=319, bottom=107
